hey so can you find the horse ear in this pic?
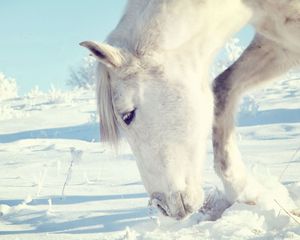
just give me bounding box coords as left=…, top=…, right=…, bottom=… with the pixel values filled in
left=80, top=41, right=124, bottom=68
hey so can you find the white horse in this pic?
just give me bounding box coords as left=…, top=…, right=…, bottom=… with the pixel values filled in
left=81, top=0, right=300, bottom=220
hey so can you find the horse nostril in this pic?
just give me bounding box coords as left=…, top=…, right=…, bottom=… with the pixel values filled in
left=150, top=193, right=170, bottom=216
left=156, top=202, right=169, bottom=216
left=179, top=193, right=190, bottom=214
left=179, top=192, right=195, bottom=215
left=150, top=192, right=193, bottom=219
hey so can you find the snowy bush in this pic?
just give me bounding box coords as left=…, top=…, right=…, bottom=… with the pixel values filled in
left=47, top=85, right=72, bottom=104
left=68, top=56, right=97, bottom=89
left=0, top=73, right=18, bottom=101
left=239, top=95, right=259, bottom=116
left=212, top=38, right=245, bottom=77
left=27, top=86, right=45, bottom=99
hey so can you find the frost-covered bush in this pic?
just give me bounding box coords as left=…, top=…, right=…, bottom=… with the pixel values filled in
left=212, top=38, right=245, bottom=77
left=0, top=73, right=18, bottom=101
left=25, top=85, right=94, bottom=107
left=27, top=86, right=45, bottom=99
left=239, top=95, right=259, bottom=116
left=47, top=85, right=72, bottom=104
left=68, top=56, right=96, bottom=89
left=224, top=38, right=245, bottom=63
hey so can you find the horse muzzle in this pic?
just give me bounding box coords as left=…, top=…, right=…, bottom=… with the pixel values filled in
left=150, top=191, right=200, bottom=220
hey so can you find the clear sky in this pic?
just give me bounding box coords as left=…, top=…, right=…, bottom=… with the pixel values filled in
left=0, top=1, right=254, bottom=95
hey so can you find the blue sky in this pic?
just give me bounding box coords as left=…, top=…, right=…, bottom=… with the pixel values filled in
left=0, top=1, right=254, bottom=94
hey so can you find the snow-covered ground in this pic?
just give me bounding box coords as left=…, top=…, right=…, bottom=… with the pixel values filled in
left=0, top=76, right=299, bottom=239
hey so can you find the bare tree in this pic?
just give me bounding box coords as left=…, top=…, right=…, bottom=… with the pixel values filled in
left=68, top=56, right=96, bottom=89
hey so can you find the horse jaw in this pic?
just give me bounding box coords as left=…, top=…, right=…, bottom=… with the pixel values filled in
left=134, top=85, right=213, bottom=220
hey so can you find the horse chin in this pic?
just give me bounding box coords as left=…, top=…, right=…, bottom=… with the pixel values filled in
left=150, top=190, right=204, bottom=220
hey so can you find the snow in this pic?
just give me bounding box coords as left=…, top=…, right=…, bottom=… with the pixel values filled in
left=0, top=77, right=299, bottom=239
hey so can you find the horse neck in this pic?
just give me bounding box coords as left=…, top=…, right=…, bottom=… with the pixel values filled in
left=109, top=0, right=252, bottom=52
left=176, top=0, right=252, bottom=59
left=202, top=0, right=253, bottom=53
left=165, top=0, right=253, bottom=80
left=153, top=0, right=253, bottom=90
left=108, top=0, right=252, bottom=84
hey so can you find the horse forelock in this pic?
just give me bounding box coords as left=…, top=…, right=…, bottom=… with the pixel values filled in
left=96, top=64, right=120, bottom=147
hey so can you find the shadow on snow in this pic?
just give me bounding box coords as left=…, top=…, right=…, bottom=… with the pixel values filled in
left=238, top=108, right=300, bottom=126
left=0, top=123, right=100, bottom=143
left=0, top=193, right=149, bottom=234
left=0, top=193, right=147, bottom=206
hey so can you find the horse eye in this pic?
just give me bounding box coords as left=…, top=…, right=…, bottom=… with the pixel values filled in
left=121, top=109, right=136, bottom=125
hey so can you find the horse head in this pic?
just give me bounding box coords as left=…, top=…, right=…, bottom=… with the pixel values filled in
left=81, top=39, right=213, bottom=220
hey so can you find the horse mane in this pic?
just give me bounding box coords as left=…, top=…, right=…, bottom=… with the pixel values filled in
left=96, top=63, right=120, bottom=147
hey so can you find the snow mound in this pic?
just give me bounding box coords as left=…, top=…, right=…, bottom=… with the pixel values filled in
left=125, top=179, right=300, bottom=240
